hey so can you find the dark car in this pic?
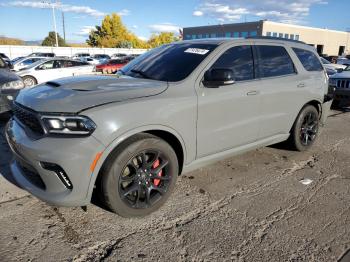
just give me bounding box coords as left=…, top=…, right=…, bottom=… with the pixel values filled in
left=0, top=53, right=11, bottom=65
left=28, top=52, right=55, bottom=58
left=0, top=57, right=24, bottom=114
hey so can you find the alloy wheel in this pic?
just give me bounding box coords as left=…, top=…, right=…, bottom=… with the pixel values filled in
left=118, top=150, right=171, bottom=209
left=300, top=111, right=319, bottom=146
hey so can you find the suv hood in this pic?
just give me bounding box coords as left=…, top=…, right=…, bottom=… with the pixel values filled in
left=330, top=71, right=350, bottom=79
left=15, top=75, right=168, bottom=113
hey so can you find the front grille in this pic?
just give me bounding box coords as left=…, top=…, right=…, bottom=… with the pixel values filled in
left=17, top=160, right=46, bottom=190
left=335, top=79, right=350, bottom=89
left=12, top=103, right=44, bottom=135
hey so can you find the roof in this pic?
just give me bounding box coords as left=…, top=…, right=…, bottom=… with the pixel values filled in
left=179, top=37, right=309, bottom=47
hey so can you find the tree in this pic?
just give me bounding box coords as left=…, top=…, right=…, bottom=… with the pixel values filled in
left=0, top=36, right=24, bottom=45
left=42, top=31, right=66, bottom=47
left=147, top=32, right=177, bottom=48
left=87, top=13, right=147, bottom=49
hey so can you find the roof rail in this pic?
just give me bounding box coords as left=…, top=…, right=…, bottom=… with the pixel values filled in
left=246, top=36, right=306, bottom=44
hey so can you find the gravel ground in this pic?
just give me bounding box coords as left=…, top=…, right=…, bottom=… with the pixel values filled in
left=0, top=110, right=349, bottom=262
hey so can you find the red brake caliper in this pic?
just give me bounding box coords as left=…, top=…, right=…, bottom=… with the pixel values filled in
left=152, top=159, right=163, bottom=186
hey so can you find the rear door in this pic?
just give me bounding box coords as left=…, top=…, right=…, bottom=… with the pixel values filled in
left=251, top=43, right=304, bottom=139
left=197, top=44, right=262, bottom=157
left=34, top=60, right=64, bottom=83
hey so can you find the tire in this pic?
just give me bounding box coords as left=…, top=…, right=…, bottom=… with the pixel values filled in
left=22, top=76, right=37, bottom=87
left=289, top=105, right=320, bottom=151
left=100, top=133, right=178, bottom=217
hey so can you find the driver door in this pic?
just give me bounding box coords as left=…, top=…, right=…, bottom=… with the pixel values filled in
left=35, top=60, right=63, bottom=83
left=197, top=45, right=261, bottom=158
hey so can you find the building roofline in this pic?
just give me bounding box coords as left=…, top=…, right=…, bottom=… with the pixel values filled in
left=263, top=20, right=349, bottom=35
left=183, top=20, right=263, bottom=30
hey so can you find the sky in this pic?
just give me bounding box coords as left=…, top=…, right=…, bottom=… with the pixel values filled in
left=0, top=0, right=349, bottom=43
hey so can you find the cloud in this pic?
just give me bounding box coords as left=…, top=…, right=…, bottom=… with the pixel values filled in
left=149, top=23, right=181, bottom=33
left=75, top=26, right=96, bottom=36
left=193, top=0, right=328, bottom=24
left=193, top=10, right=204, bottom=16
left=118, top=9, right=130, bottom=16
left=6, top=1, right=105, bottom=17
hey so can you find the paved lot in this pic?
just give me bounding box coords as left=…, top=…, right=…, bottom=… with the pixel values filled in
left=0, top=110, right=350, bottom=262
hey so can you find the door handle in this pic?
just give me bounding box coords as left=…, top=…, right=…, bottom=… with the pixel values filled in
left=247, top=91, right=259, bottom=96
left=297, top=83, right=306, bottom=88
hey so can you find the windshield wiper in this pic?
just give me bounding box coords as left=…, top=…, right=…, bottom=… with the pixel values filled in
left=131, top=69, right=152, bottom=79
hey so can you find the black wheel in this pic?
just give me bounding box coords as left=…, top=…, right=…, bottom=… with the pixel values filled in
left=289, top=105, right=319, bottom=151
left=100, top=133, right=178, bottom=217
left=22, top=76, right=37, bottom=87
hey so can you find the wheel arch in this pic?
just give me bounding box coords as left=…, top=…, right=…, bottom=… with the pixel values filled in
left=87, top=125, right=187, bottom=201
left=290, top=99, right=323, bottom=133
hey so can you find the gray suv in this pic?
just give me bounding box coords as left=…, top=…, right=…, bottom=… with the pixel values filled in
left=6, top=38, right=332, bottom=217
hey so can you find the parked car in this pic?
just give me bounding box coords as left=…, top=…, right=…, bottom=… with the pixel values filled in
left=320, top=57, right=347, bottom=72
left=111, top=53, right=128, bottom=59
left=27, top=52, right=55, bottom=58
left=17, top=58, right=95, bottom=87
left=81, top=57, right=101, bottom=65
left=72, top=53, right=90, bottom=60
left=0, top=57, right=24, bottom=114
left=329, top=66, right=350, bottom=107
left=0, top=53, right=11, bottom=65
left=5, top=38, right=332, bottom=217
left=11, top=57, right=46, bottom=71
left=337, top=57, right=350, bottom=66
left=91, top=54, right=111, bottom=62
left=11, top=56, right=25, bottom=64
left=325, top=67, right=337, bottom=76
left=95, top=58, right=131, bottom=74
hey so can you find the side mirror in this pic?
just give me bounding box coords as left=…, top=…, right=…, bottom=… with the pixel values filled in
left=337, top=68, right=344, bottom=73
left=203, top=68, right=235, bottom=88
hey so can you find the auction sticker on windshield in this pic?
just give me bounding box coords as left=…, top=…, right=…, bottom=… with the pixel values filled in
left=184, top=48, right=210, bottom=55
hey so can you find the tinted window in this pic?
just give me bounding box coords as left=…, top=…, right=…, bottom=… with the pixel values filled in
left=37, top=60, right=61, bottom=70
left=121, top=43, right=218, bottom=82
left=255, top=45, right=296, bottom=78
left=292, top=48, right=323, bottom=71
left=210, top=45, right=254, bottom=81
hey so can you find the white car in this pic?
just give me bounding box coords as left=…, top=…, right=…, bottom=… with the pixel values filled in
left=320, top=57, right=347, bottom=71
left=11, top=57, right=46, bottom=71
left=17, top=58, right=95, bottom=87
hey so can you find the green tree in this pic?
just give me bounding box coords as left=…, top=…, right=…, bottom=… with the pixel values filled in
left=87, top=13, right=147, bottom=49
left=42, top=31, right=66, bottom=47
left=147, top=32, right=177, bottom=48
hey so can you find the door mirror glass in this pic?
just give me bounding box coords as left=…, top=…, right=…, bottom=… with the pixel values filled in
left=203, top=68, right=235, bottom=87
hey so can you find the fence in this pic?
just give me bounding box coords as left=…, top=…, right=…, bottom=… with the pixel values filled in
left=0, top=45, right=147, bottom=59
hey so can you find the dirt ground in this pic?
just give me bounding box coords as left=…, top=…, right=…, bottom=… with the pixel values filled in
left=0, top=110, right=350, bottom=262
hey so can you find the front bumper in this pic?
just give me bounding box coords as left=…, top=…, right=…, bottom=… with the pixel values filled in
left=5, top=118, right=106, bottom=206
left=333, top=88, right=350, bottom=106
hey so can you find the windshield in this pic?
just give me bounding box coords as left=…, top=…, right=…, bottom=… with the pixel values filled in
left=121, top=43, right=218, bottom=82
left=320, top=57, right=331, bottom=64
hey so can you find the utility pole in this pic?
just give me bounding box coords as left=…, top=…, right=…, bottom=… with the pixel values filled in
left=62, top=11, right=66, bottom=42
left=51, top=1, right=58, bottom=47
left=42, top=0, right=59, bottom=47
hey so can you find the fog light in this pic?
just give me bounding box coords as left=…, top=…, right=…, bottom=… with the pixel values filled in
left=41, top=162, right=73, bottom=189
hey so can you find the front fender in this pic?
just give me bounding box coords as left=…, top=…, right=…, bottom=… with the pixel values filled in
left=85, top=124, right=187, bottom=201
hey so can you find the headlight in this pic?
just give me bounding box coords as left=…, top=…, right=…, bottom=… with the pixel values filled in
left=41, top=115, right=96, bottom=135
left=1, top=80, right=25, bottom=90
left=329, top=78, right=336, bottom=86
